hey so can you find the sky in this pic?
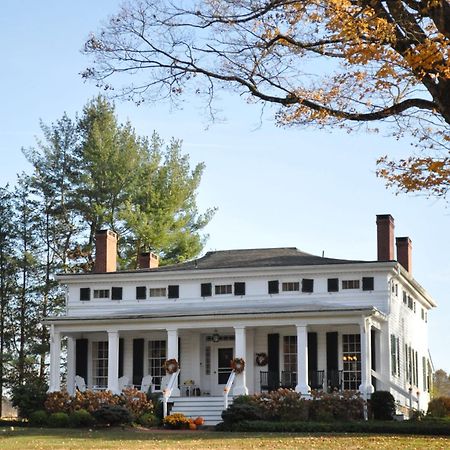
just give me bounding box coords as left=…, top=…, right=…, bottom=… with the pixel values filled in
left=1, top=1, right=449, bottom=373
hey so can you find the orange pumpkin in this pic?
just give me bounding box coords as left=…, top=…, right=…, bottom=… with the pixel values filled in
left=189, top=422, right=197, bottom=430
left=194, top=417, right=204, bottom=426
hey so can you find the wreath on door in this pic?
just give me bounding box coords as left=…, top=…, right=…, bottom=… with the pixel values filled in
left=163, top=358, right=179, bottom=374
left=255, top=352, right=268, bottom=367
left=231, top=357, right=245, bottom=374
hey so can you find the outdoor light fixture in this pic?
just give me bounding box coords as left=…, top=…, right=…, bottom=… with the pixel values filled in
left=212, top=330, right=220, bottom=343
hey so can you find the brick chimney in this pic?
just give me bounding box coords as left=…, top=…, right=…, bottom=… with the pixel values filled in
left=138, top=252, right=159, bottom=269
left=376, top=214, right=395, bottom=261
left=94, top=230, right=117, bottom=273
left=396, top=237, right=412, bottom=273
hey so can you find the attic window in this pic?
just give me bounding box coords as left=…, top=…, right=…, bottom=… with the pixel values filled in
left=80, top=288, right=90, bottom=301
left=215, top=284, right=232, bottom=295
left=93, top=289, right=110, bottom=299
left=282, top=282, right=299, bottom=292
left=168, top=285, right=179, bottom=299
left=362, top=277, right=374, bottom=291
left=268, top=280, right=279, bottom=294
left=302, top=279, right=314, bottom=293
left=201, top=283, right=212, bottom=297
left=342, top=280, right=360, bottom=290
left=111, top=287, right=123, bottom=300
left=234, top=282, right=246, bottom=296
left=136, top=286, right=146, bottom=300
left=150, top=287, right=167, bottom=298
left=327, top=278, right=339, bottom=292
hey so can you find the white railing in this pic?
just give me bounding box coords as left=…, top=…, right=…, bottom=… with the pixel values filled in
left=223, top=370, right=236, bottom=410
left=162, top=369, right=180, bottom=418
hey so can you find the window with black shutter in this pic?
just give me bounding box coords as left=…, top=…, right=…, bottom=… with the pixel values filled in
left=111, top=287, right=123, bottom=300
left=136, top=286, right=146, bottom=300
left=234, top=282, right=246, bottom=296
left=327, top=278, right=339, bottom=292
left=362, top=277, right=374, bottom=291
left=302, top=278, right=314, bottom=293
left=268, top=280, right=279, bottom=294
left=201, top=283, right=212, bottom=297
left=80, top=288, right=90, bottom=301
left=168, top=285, right=179, bottom=299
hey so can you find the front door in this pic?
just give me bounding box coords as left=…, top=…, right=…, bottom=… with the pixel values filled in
left=212, top=345, right=234, bottom=395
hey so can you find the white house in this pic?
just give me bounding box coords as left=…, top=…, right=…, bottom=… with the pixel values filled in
left=46, top=214, right=435, bottom=422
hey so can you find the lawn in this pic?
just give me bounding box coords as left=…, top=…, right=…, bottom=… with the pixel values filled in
left=1, top=428, right=450, bottom=450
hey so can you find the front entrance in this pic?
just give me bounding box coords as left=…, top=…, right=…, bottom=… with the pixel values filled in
left=211, top=343, right=234, bottom=395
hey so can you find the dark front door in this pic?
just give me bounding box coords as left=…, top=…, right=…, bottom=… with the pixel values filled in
left=217, top=347, right=234, bottom=385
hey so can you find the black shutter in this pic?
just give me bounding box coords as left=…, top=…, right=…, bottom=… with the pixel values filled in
left=327, top=278, right=339, bottom=292
left=268, top=280, right=279, bottom=294
left=308, top=332, right=318, bottom=371
left=168, top=285, right=179, bottom=299
left=371, top=329, right=376, bottom=372
left=132, top=338, right=144, bottom=386
left=75, top=338, right=88, bottom=382
left=80, top=288, right=90, bottom=301
left=326, top=332, right=339, bottom=389
left=234, top=282, right=246, bottom=296
left=111, top=287, right=123, bottom=300
left=136, top=286, right=146, bottom=300
left=362, top=277, right=374, bottom=291
left=119, top=338, right=124, bottom=378
left=201, top=283, right=212, bottom=297
left=302, top=279, right=314, bottom=293
left=267, top=333, right=280, bottom=390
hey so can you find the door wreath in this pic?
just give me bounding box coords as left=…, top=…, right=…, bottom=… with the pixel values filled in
left=255, top=352, right=268, bottom=366
left=231, top=357, right=245, bottom=374
left=163, top=358, right=179, bottom=374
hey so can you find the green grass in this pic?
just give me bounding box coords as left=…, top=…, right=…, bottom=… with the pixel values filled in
left=0, top=428, right=450, bottom=449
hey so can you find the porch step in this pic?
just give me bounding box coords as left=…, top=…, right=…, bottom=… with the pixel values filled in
left=170, top=396, right=233, bottom=426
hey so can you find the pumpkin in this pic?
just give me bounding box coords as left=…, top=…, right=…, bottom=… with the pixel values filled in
left=194, top=417, right=204, bottom=426
left=189, top=422, right=197, bottom=430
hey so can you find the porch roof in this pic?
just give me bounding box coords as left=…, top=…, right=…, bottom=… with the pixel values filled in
left=45, top=303, right=386, bottom=324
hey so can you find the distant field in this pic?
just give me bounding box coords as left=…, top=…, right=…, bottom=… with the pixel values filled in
left=1, top=428, right=450, bottom=450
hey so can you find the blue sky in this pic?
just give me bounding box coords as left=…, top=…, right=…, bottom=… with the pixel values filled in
left=1, top=1, right=449, bottom=372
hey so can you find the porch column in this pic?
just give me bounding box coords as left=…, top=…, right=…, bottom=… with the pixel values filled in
left=66, top=336, right=76, bottom=396
left=233, top=326, right=248, bottom=395
left=295, top=325, right=310, bottom=395
left=48, top=325, right=61, bottom=392
left=107, top=330, right=120, bottom=394
left=359, top=319, right=374, bottom=397
left=167, top=328, right=180, bottom=396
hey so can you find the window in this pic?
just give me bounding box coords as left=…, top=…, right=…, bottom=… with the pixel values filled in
left=283, top=335, right=297, bottom=374
left=111, top=287, right=122, bottom=300
left=168, top=285, right=179, bottom=299
left=215, top=284, right=232, bottom=295
left=92, top=341, right=108, bottom=388
left=342, top=334, right=361, bottom=390
left=136, top=286, right=146, bottom=300
left=403, top=291, right=407, bottom=304
left=390, top=334, right=400, bottom=376
left=201, top=283, right=212, bottom=297
left=302, top=278, right=314, bottom=293
left=234, top=282, right=246, bottom=296
left=342, top=280, right=360, bottom=290
left=80, top=288, right=90, bottom=301
left=268, top=280, right=279, bottom=294
left=362, top=277, right=374, bottom=291
left=282, top=282, right=299, bottom=292
left=93, top=289, right=110, bottom=299
left=327, top=278, right=339, bottom=292
left=148, top=340, right=166, bottom=390
left=149, top=287, right=166, bottom=297
left=407, top=296, right=413, bottom=310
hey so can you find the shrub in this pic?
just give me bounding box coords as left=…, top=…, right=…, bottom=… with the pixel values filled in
left=137, top=412, right=159, bottom=428
left=11, top=380, right=48, bottom=419
left=370, top=391, right=396, bottom=420
left=48, top=412, right=70, bottom=428
left=29, top=410, right=48, bottom=427
left=92, top=405, right=132, bottom=427
left=221, top=403, right=265, bottom=427
left=69, top=409, right=95, bottom=427
left=428, top=397, right=450, bottom=418
left=72, top=390, right=119, bottom=414
left=310, top=390, right=364, bottom=421
left=148, top=393, right=164, bottom=420
left=118, top=388, right=153, bottom=419
left=44, top=391, right=72, bottom=414
left=163, top=412, right=190, bottom=429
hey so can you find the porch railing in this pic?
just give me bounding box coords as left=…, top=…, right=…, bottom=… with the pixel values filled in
left=223, top=369, right=236, bottom=410
left=162, top=369, right=180, bottom=418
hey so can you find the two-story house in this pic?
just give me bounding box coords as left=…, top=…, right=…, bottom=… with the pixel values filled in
left=46, top=214, right=435, bottom=422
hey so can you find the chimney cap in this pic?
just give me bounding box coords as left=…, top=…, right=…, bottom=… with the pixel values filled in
left=376, top=214, right=394, bottom=222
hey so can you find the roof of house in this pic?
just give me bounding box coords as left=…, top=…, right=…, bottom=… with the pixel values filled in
left=147, top=247, right=369, bottom=272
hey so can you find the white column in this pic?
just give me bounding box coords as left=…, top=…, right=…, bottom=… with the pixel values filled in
left=107, top=330, right=120, bottom=394
left=66, top=336, right=76, bottom=396
left=359, top=319, right=374, bottom=397
left=233, top=326, right=248, bottom=395
left=48, top=326, right=61, bottom=392
left=295, top=325, right=310, bottom=395
left=167, top=328, right=180, bottom=396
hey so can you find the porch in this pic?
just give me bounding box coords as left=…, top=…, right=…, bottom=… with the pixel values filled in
left=47, top=308, right=384, bottom=399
